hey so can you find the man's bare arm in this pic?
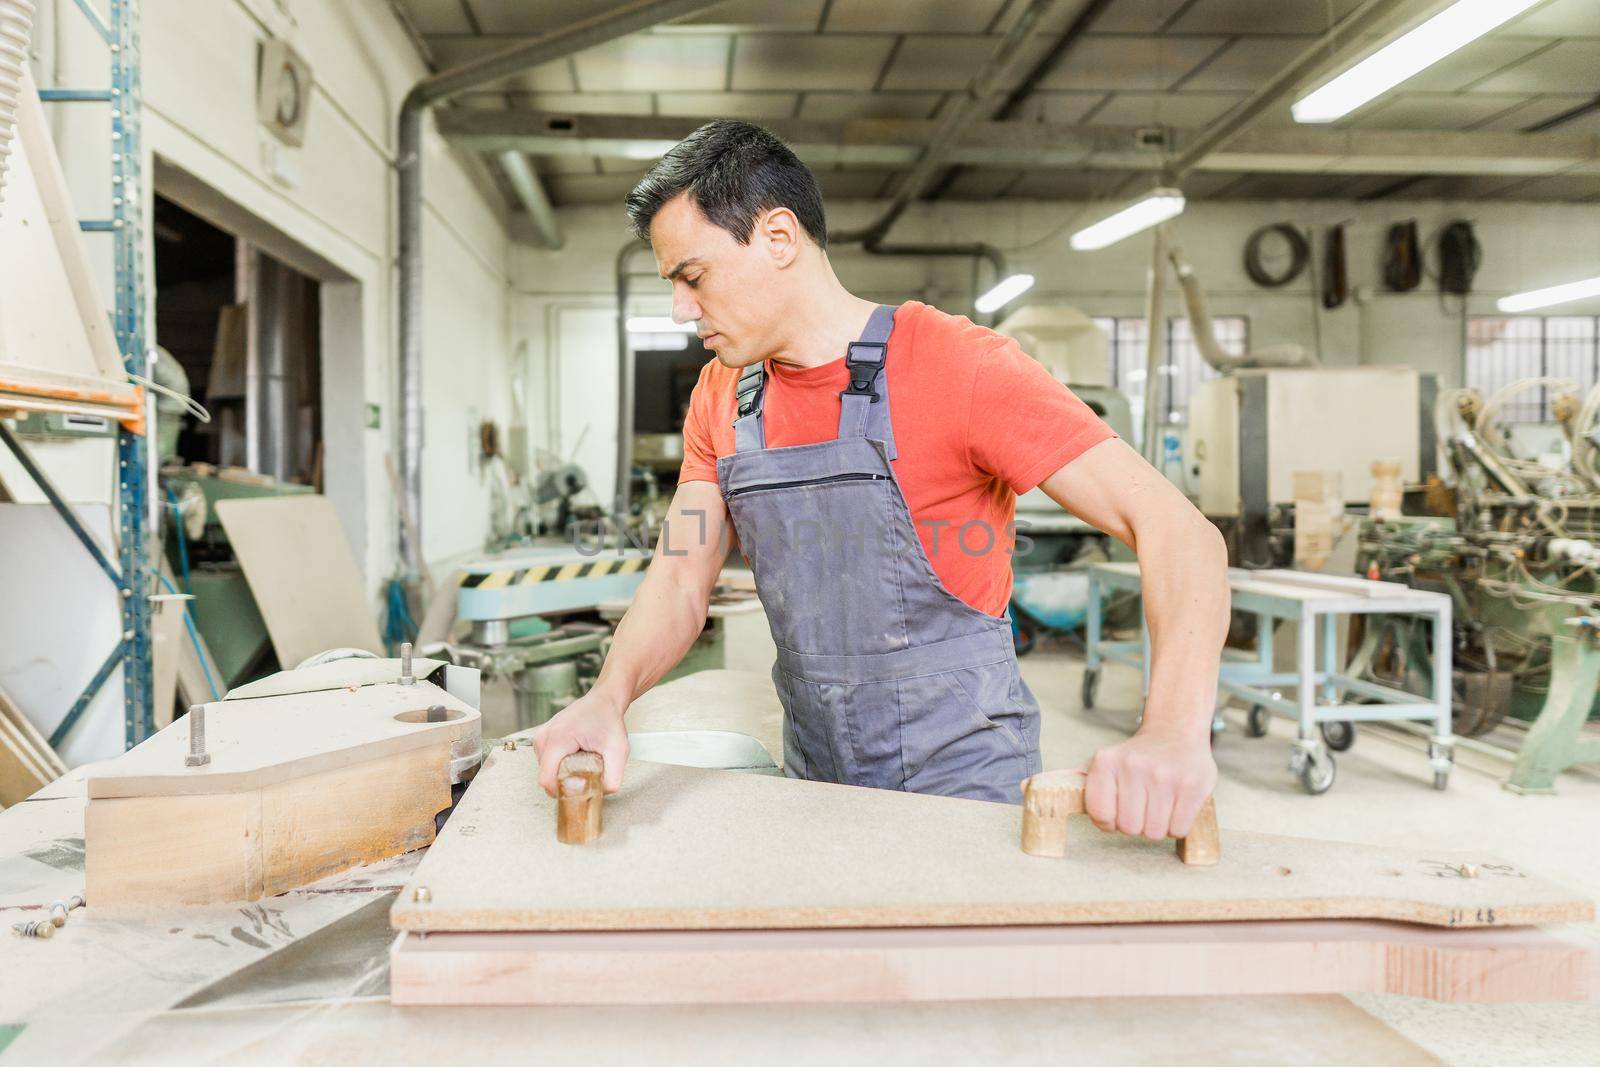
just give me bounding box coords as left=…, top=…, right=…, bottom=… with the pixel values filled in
left=531, top=481, right=730, bottom=795
left=1037, top=436, right=1229, bottom=839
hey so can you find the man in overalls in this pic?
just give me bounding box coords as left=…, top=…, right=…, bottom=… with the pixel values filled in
left=533, top=121, right=1229, bottom=842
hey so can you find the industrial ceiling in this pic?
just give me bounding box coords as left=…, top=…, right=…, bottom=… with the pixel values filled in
left=391, top=0, right=1600, bottom=210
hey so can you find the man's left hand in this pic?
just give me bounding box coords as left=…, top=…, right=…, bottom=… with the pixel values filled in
left=1080, top=729, right=1217, bottom=840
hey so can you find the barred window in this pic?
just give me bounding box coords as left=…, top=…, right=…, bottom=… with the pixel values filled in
left=1466, top=317, right=1600, bottom=423
left=1089, top=316, right=1248, bottom=435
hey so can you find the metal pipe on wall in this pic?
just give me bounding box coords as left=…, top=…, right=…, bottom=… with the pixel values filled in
left=499, top=150, right=564, bottom=250
left=394, top=0, right=721, bottom=578
left=1140, top=227, right=1167, bottom=465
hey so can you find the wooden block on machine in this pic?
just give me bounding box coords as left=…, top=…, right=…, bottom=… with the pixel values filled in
left=214, top=495, right=384, bottom=670
left=85, top=681, right=477, bottom=905
left=391, top=919, right=1597, bottom=1007
left=392, top=749, right=1592, bottom=934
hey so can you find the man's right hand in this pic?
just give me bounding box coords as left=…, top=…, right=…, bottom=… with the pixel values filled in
left=531, top=689, right=630, bottom=797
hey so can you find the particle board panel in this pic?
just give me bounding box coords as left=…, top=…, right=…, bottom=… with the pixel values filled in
left=213, top=495, right=383, bottom=671
left=390, top=920, right=1596, bottom=1006
left=392, top=750, right=1592, bottom=934
left=85, top=681, right=477, bottom=799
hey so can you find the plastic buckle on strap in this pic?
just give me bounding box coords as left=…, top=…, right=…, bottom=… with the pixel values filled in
left=841, top=341, right=887, bottom=403
left=735, top=364, right=765, bottom=419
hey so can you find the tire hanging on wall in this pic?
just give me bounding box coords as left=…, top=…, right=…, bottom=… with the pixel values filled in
left=1244, top=223, right=1310, bottom=288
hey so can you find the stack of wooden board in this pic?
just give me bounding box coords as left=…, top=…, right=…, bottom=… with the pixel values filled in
left=85, top=679, right=479, bottom=904
left=0, top=684, right=66, bottom=806
left=389, top=750, right=1595, bottom=1006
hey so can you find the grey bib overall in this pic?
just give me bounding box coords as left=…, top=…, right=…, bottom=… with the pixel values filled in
left=715, top=305, right=1043, bottom=804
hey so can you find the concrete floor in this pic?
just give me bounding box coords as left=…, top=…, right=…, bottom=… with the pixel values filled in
left=1021, top=641, right=1600, bottom=1067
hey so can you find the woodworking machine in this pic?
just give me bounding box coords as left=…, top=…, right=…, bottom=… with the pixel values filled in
left=433, top=543, right=651, bottom=730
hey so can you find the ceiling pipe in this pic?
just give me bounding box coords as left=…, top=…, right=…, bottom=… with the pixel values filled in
left=926, top=0, right=1116, bottom=201
left=499, top=150, right=564, bottom=249
left=1165, top=0, right=1425, bottom=178
left=394, top=0, right=720, bottom=580
left=831, top=0, right=1063, bottom=249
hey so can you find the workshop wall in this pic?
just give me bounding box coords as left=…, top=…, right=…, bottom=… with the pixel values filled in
left=23, top=0, right=514, bottom=592
left=514, top=197, right=1600, bottom=501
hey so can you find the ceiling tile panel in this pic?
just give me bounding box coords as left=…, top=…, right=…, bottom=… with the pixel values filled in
left=798, top=91, right=945, bottom=118
left=543, top=174, right=649, bottom=206
left=1348, top=93, right=1532, bottom=130
left=668, top=0, right=826, bottom=32
left=1091, top=91, right=1247, bottom=127
left=574, top=34, right=732, bottom=92
left=939, top=169, right=1023, bottom=200
left=825, top=0, right=1009, bottom=34
left=1468, top=94, right=1596, bottom=131
left=1208, top=172, right=1359, bottom=199
left=1397, top=37, right=1553, bottom=92
left=399, top=0, right=473, bottom=34
left=1502, top=173, right=1600, bottom=202
left=1167, top=0, right=1364, bottom=34
left=1470, top=40, right=1600, bottom=93
left=1005, top=90, right=1108, bottom=123
left=516, top=92, right=655, bottom=115
left=993, top=0, right=1096, bottom=35
left=1039, top=36, right=1228, bottom=91
left=1181, top=37, right=1317, bottom=91
left=529, top=154, right=602, bottom=176
left=880, top=35, right=992, bottom=91
left=811, top=168, right=897, bottom=199
left=1503, top=0, right=1600, bottom=37
left=1082, top=0, right=1183, bottom=33
left=466, top=0, right=637, bottom=34
left=424, top=38, right=576, bottom=90
left=731, top=34, right=898, bottom=91
left=597, top=158, right=654, bottom=176
left=656, top=92, right=800, bottom=118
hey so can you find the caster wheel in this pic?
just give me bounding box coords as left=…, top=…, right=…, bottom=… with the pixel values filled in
left=1299, top=750, right=1337, bottom=795
left=1320, top=720, right=1355, bottom=752
left=1081, top=668, right=1100, bottom=710
left=1245, top=704, right=1269, bottom=738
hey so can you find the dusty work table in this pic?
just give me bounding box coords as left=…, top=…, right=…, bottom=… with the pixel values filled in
left=0, top=775, right=1447, bottom=1066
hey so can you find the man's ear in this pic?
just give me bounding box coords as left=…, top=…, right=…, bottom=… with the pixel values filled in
left=757, top=207, right=803, bottom=269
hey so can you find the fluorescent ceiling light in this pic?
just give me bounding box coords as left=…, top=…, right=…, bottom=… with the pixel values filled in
left=1292, top=0, right=1542, bottom=124
left=975, top=273, right=1035, bottom=314
left=625, top=316, right=695, bottom=333
left=1070, top=190, right=1185, bottom=251
left=1498, top=276, right=1600, bottom=313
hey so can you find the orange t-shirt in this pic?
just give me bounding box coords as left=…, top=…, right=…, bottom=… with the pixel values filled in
left=679, top=300, right=1117, bottom=617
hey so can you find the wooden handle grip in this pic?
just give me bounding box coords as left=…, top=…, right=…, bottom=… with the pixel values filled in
left=1020, top=771, right=1219, bottom=866
left=556, top=752, right=604, bottom=845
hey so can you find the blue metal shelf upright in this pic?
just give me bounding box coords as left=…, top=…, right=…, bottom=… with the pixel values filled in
left=26, top=0, right=153, bottom=749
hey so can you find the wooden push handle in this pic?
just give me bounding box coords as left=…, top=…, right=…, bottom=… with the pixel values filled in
left=556, top=752, right=605, bottom=845
left=1021, top=770, right=1219, bottom=866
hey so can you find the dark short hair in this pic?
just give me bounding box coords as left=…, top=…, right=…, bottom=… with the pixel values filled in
left=625, top=120, right=828, bottom=250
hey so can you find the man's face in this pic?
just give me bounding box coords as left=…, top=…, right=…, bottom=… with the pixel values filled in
left=650, top=193, right=780, bottom=370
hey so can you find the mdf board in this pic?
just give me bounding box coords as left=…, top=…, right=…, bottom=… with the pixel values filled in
left=86, top=680, right=477, bottom=904
left=391, top=920, right=1597, bottom=1007
left=214, top=495, right=384, bottom=669
left=392, top=750, right=1592, bottom=934
left=87, top=742, right=449, bottom=904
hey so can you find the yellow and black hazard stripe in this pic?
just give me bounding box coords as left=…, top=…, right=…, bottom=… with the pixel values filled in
left=460, top=556, right=648, bottom=590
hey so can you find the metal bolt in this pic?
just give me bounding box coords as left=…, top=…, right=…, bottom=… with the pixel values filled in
left=399, top=642, right=416, bottom=686
left=426, top=705, right=446, bottom=723
left=48, top=903, right=68, bottom=927
left=186, top=705, right=211, bottom=768
left=1458, top=863, right=1479, bottom=879
left=12, top=920, right=54, bottom=940
left=413, top=886, right=431, bottom=903
left=502, top=739, right=516, bottom=752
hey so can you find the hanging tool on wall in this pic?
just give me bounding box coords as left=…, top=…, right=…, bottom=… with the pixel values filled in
left=1438, top=220, right=1482, bottom=296
left=1322, top=224, right=1348, bottom=309
left=1383, top=220, right=1423, bottom=292
left=1243, top=223, right=1311, bottom=288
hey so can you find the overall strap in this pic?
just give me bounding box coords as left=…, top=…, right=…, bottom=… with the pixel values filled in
left=732, top=361, right=766, bottom=453
left=837, top=304, right=897, bottom=459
